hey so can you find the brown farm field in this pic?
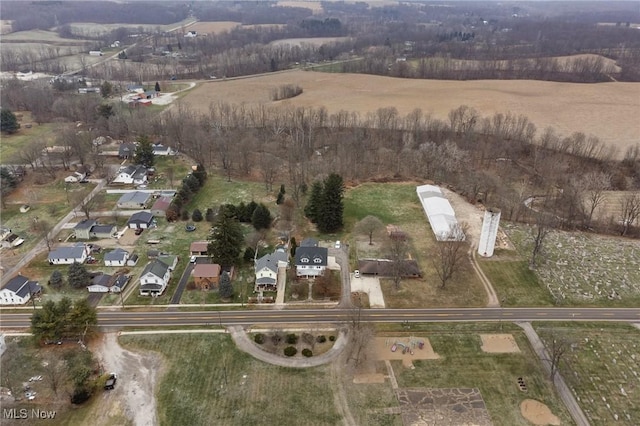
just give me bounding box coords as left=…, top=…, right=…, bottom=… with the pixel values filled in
left=179, top=70, right=640, bottom=158
left=186, top=21, right=241, bottom=34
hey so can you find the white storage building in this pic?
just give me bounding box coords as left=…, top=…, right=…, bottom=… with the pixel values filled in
left=416, top=184, right=465, bottom=241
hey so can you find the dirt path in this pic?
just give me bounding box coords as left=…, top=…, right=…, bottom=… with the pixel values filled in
left=91, top=333, right=164, bottom=426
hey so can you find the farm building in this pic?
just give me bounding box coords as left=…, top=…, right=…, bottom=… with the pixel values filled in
left=478, top=208, right=501, bottom=257
left=89, top=50, right=104, bottom=56
left=416, top=184, right=465, bottom=241
left=139, top=259, right=171, bottom=296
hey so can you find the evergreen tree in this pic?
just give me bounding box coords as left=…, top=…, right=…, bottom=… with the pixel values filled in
left=251, top=203, right=272, bottom=230
left=290, top=237, right=298, bottom=257
left=192, top=208, right=203, bottom=222
left=49, top=270, right=64, bottom=289
left=208, top=210, right=244, bottom=266
left=205, top=207, right=216, bottom=222
left=218, top=271, right=233, bottom=299
left=317, top=173, right=344, bottom=233
left=279, top=184, right=286, bottom=195
left=154, top=81, right=161, bottom=92
left=237, top=202, right=249, bottom=222
left=1, top=109, right=20, bottom=134
left=304, top=181, right=323, bottom=223
left=100, top=81, right=113, bottom=98
left=133, top=135, right=155, bottom=167
left=246, top=201, right=258, bottom=220
left=243, top=246, right=255, bottom=263
left=1, top=167, right=18, bottom=204
left=180, top=208, right=189, bottom=221
left=193, top=164, right=207, bottom=186
left=276, top=192, right=284, bottom=205
left=184, top=174, right=200, bottom=192
left=68, top=262, right=91, bottom=289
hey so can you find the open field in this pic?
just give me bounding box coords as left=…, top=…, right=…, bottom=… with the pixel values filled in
left=504, top=223, right=640, bottom=307
left=186, top=21, right=242, bottom=34
left=180, top=70, right=640, bottom=158
left=344, top=182, right=487, bottom=308
left=1, top=29, right=90, bottom=43
left=389, top=326, right=574, bottom=426
left=478, top=259, right=556, bottom=307
left=0, top=112, right=69, bottom=160
left=535, top=322, right=640, bottom=426
left=270, top=37, right=351, bottom=47
left=120, top=334, right=342, bottom=425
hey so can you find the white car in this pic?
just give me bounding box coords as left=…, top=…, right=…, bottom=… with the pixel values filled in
left=334, top=241, right=341, bottom=249
left=354, top=270, right=360, bottom=278
left=190, top=255, right=197, bottom=263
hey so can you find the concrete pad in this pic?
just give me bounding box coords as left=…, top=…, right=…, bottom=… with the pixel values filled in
left=326, top=256, right=341, bottom=270
left=351, top=274, right=385, bottom=308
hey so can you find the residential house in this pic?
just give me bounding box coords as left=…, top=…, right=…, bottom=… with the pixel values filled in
left=127, top=254, right=139, bottom=266
left=295, top=246, right=328, bottom=278
left=64, top=171, right=86, bottom=183
left=127, top=211, right=154, bottom=229
left=87, top=273, right=114, bottom=293
left=0, top=227, right=11, bottom=241
left=192, top=263, right=221, bottom=290
left=117, top=191, right=152, bottom=209
left=189, top=241, right=209, bottom=256
left=152, top=144, right=175, bottom=156
left=151, top=196, right=172, bottom=217
left=74, top=219, right=97, bottom=239
left=104, top=248, right=130, bottom=267
left=126, top=84, right=144, bottom=93
left=157, top=254, right=178, bottom=271
left=112, top=165, right=147, bottom=185
left=1, top=227, right=24, bottom=248
left=143, top=90, right=158, bottom=99
left=139, top=259, right=171, bottom=296
left=254, top=249, right=288, bottom=291
left=48, top=243, right=90, bottom=265
left=118, top=143, right=137, bottom=159
left=74, top=220, right=116, bottom=240
left=111, top=275, right=130, bottom=293
left=0, top=275, right=41, bottom=305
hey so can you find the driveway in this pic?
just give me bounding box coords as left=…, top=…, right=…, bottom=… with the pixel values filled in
left=350, top=275, right=385, bottom=308
left=169, top=262, right=195, bottom=305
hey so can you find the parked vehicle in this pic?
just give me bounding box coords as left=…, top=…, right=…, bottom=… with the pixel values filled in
left=134, top=228, right=143, bottom=235
left=185, top=224, right=196, bottom=232
left=104, top=373, right=117, bottom=390
left=354, top=270, right=360, bottom=278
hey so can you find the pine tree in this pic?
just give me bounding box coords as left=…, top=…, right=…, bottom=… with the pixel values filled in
left=49, top=270, right=64, bottom=289
left=193, top=164, right=207, bottom=186
left=251, top=203, right=272, bottom=230
left=290, top=237, right=298, bottom=257
left=68, top=262, right=91, bottom=289
left=100, top=81, right=113, bottom=98
left=1, top=109, right=20, bottom=134
left=218, top=272, right=233, bottom=299
left=133, top=135, right=155, bottom=167
left=276, top=192, right=284, bottom=205
left=192, top=208, right=203, bottom=222
left=205, top=208, right=216, bottom=222
left=317, top=173, right=344, bottom=233
left=304, top=181, right=323, bottom=223
left=155, top=81, right=161, bottom=92
left=208, top=210, right=244, bottom=266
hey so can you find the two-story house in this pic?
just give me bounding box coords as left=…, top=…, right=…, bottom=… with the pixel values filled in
left=294, top=246, right=328, bottom=278
left=139, top=259, right=171, bottom=296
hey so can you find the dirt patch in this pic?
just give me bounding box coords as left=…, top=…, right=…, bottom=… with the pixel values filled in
left=89, top=333, right=164, bottom=426
left=353, top=373, right=386, bottom=384
left=480, top=334, right=521, bottom=353
left=520, top=399, right=561, bottom=426
left=373, top=336, right=439, bottom=368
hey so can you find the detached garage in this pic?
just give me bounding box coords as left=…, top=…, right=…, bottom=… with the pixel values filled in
left=127, top=212, right=154, bottom=229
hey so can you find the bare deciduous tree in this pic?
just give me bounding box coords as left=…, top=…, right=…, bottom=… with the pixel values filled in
left=387, top=235, right=410, bottom=290
left=355, top=215, right=385, bottom=245
left=431, top=225, right=468, bottom=288
left=581, top=171, right=611, bottom=227
left=530, top=211, right=554, bottom=267
left=619, top=193, right=640, bottom=236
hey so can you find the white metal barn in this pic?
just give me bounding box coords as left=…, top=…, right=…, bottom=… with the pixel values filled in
left=416, top=184, right=465, bottom=241
left=478, top=208, right=501, bottom=257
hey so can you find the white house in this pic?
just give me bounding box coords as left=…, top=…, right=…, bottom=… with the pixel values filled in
left=89, top=50, right=103, bottom=56
left=295, top=246, right=328, bottom=278
left=112, top=165, right=148, bottom=185
left=48, top=243, right=89, bottom=265
left=104, top=248, right=130, bottom=267
left=139, top=259, right=171, bottom=296
left=64, top=172, right=86, bottom=183
left=254, top=249, right=288, bottom=292
left=152, top=144, right=176, bottom=156
left=87, top=274, right=113, bottom=293
left=1, top=227, right=24, bottom=248
left=0, top=275, right=42, bottom=305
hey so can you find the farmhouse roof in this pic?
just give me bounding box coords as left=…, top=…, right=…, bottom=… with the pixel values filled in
left=2, top=275, right=41, bottom=298
left=141, top=259, right=169, bottom=279
left=112, top=275, right=130, bottom=291
left=105, top=248, right=129, bottom=262
left=151, top=196, right=172, bottom=212
left=48, top=244, right=87, bottom=260
left=91, top=273, right=113, bottom=288
left=118, top=191, right=151, bottom=205
left=118, top=143, right=136, bottom=157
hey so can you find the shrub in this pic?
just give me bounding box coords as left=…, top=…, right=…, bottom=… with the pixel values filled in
left=302, top=348, right=313, bottom=357
left=271, top=332, right=283, bottom=346
left=329, top=335, right=336, bottom=342
left=316, top=335, right=326, bottom=343
left=254, top=333, right=265, bottom=344
left=180, top=208, right=190, bottom=221
left=284, top=346, right=297, bottom=357
left=286, top=333, right=298, bottom=344
left=192, top=208, right=203, bottom=222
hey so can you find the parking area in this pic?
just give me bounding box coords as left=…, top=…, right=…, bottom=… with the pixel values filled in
left=350, top=274, right=385, bottom=308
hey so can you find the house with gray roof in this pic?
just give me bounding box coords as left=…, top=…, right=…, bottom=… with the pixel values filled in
left=74, top=220, right=116, bottom=240
left=118, top=143, right=136, bottom=159
left=139, top=259, right=171, bottom=296
left=111, top=275, right=130, bottom=293
left=87, top=273, right=114, bottom=293
left=117, top=191, right=152, bottom=209
left=112, top=165, right=147, bottom=185
left=127, top=211, right=154, bottom=229
left=254, top=249, right=289, bottom=292
left=48, top=243, right=90, bottom=265
left=104, top=248, right=130, bottom=267
left=300, top=238, right=319, bottom=247
left=0, top=275, right=41, bottom=305
left=90, top=224, right=116, bottom=238
left=295, top=246, right=328, bottom=278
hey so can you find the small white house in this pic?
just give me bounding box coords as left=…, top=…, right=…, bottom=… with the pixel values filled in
left=48, top=243, right=89, bottom=265
left=112, top=165, right=147, bottom=185
left=87, top=274, right=113, bottom=293
left=104, top=248, right=130, bottom=267
left=0, top=275, right=41, bottom=305
left=139, top=259, right=171, bottom=296
left=64, top=172, right=86, bottom=183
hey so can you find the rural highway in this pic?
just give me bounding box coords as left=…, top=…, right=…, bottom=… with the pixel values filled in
left=1, top=307, right=639, bottom=329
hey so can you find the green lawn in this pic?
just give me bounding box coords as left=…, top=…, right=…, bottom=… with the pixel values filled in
left=392, top=326, right=574, bottom=426
left=120, top=334, right=342, bottom=426
left=534, top=322, right=640, bottom=426
left=0, top=121, right=67, bottom=160
left=478, top=259, right=555, bottom=307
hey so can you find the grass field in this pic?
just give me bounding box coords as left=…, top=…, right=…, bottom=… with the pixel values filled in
left=504, top=223, right=640, bottom=307
left=0, top=114, right=68, bottom=160
left=389, top=324, right=574, bottom=426
left=478, top=259, right=556, bottom=307
left=178, top=69, right=640, bottom=158
left=120, top=334, right=342, bottom=426
left=534, top=323, right=640, bottom=426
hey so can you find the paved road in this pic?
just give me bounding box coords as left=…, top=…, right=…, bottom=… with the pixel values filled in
left=169, top=262, right=195, bottom=305
left=2, top=307, right=638, bottom=329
